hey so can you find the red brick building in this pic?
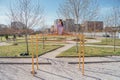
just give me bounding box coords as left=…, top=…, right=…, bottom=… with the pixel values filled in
left=84, top=21, right=103, bottom=32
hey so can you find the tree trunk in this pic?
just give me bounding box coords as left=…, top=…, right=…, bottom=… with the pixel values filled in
left=25, top=33, right=29, bottom=55
left=113, top=31, right=116, bottom=52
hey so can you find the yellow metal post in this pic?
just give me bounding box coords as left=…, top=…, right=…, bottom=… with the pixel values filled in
left=30, top=35, right=35, bottom=76
left=78, top=35, right=81, bottom=70
left=78, top=49, right=81, bottom=70
left=36, top=34, right=39, bottom=70
left=79, top=34, right=85, bottom=75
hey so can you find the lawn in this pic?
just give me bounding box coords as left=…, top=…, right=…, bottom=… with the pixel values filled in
left=57, top=46, right=120, bottom=57
left=0, top=43, right=63, bottom=57
left=88, top=38, right=120, bottom=46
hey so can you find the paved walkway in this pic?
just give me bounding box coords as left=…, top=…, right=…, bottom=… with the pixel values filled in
left=0, top=41, right=120, bottom=80
left=0, top=61, right=120, bottom=80
left=0, top=40, right=120, bottom=64
left=0, top=42, right=10, bottom=46
left=40, top=41, right=75, bottom=59
left=86, top=44, right=120, bottom=48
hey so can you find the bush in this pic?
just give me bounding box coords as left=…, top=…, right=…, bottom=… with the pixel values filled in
left=12, top=43, right=18, bottom=45
left=103, top=34, right=110, bottom=37
left=5, top=34, right=9, bottom=40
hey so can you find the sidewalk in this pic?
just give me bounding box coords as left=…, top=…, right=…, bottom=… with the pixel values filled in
left=0, top=41, right=120, bottom=80
left=0, top=57, right=51, bottom=64
left=0, top=40, right=120, bottom=64
left=0, top=56, right=120, bottom=64
left=40, top=42, right=75, bottom=59
left=0, top=42, right=11, bottom=46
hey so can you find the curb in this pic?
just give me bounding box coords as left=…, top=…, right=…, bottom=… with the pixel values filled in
left=0, top=62, right=51, bottom=65
left=56, top=55, right=120, bottom=58
left=38, top=45, right=64, bottom=57
left=0, top=61, right=120, bottom=65
left=68, top=60, right=120, bottom=64
left=0, top=45, right=64, bottom=59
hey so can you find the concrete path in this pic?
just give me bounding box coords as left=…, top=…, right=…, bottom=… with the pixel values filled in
left=0, top=42, right=10, bottom=46
left=86, top=44, right=120, bottom=48
left=0, top=61, right=120, bottom=80
left=40, top=41, right=76, bottom=59
left=1, top=40, right=120, bottom=64
left=0, top=40, right=120, bottom=80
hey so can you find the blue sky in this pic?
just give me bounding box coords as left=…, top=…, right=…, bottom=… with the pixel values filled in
left=0, top=0, right=119, bottom=27
left=0, top=0, right=64, bottom=26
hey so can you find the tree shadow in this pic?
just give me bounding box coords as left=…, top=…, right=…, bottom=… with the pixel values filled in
left=34, top=75, right=45, bottom=80
left=39, top=57, right=120, bottom=79
left=105, top=56, right=120, bottom=61
left=39, top=69, right=72, bottom=80
left=85, top=68, right=120, bottom=78
left=0, top=70, right=13, bottom=80
left=39, top=57, right=84, bottom=77
left=84, top=74, right=101, bottom=80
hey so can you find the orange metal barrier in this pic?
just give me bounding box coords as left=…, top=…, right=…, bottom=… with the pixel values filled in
left=78, top=34, right=85, bottom=75
left=30, top=34, right=39, bottom=76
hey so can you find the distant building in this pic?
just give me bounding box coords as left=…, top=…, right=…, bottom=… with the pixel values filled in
left=54, top=19, right=59, bottom=28
left=44, top=28, right=50, bottom=33
left=104, top=27, right=120, bottom=32
left=0, top=24, right=7, bottom=28
left=54, top=19, right=75, bottom=32
left=50, top=25, right=56, bottom=33
left=11, top=21, right=34, bottom=34
left=0, top=24, right=8, bottom=35
left=11, top=21, right=26, bottom=30
left=54, top=19, right=60, bottom=32
left=64, top=19, right=75, bottom=32
left=74, top=24, right=81, bottom=32
left=54, top=19, right=104, bottom=33
left=84, top=21, right=103, bottom=32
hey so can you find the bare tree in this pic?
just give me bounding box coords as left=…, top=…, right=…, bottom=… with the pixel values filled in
left=58, top=0, right=83, bottom=30
left=111, top=6, right=120, bottom=51
left=103, top=14, right=112, bottom=44
left=57, top=3, right=71, bottom=19
left=82, top=0, right=99, bottom=38
left=7, top=0, right=44, bottom=55
left=104, top=5, right=120, bottom=51
left=57, top=0, right=99, bottom=53
left=58, top=0, right=99, bottom=26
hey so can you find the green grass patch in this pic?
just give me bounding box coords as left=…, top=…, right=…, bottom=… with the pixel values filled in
left=57, top=46, right=120, bottom=57
left=89, top=38, right=120, bottom=46
left=0, top=43, right=63, bottom=57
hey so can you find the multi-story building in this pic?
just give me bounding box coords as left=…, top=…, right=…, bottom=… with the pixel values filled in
left=54, top=19, right=75, bottom=33
left=11, top=21, right=34, bottom=34
left=84, top=21, right=103, bottom=32
left=11, top=21, right=26, bottom=30
left=0, top=24, right=7, bottom=35
left=54, top=19, right=103, bottom=33
left=104, top=27, right=120, bottom=32
left=64, top=19, right=75, bottom=32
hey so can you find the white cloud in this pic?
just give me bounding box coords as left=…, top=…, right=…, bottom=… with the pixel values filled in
left=0, top=15, right=10, bottom=25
